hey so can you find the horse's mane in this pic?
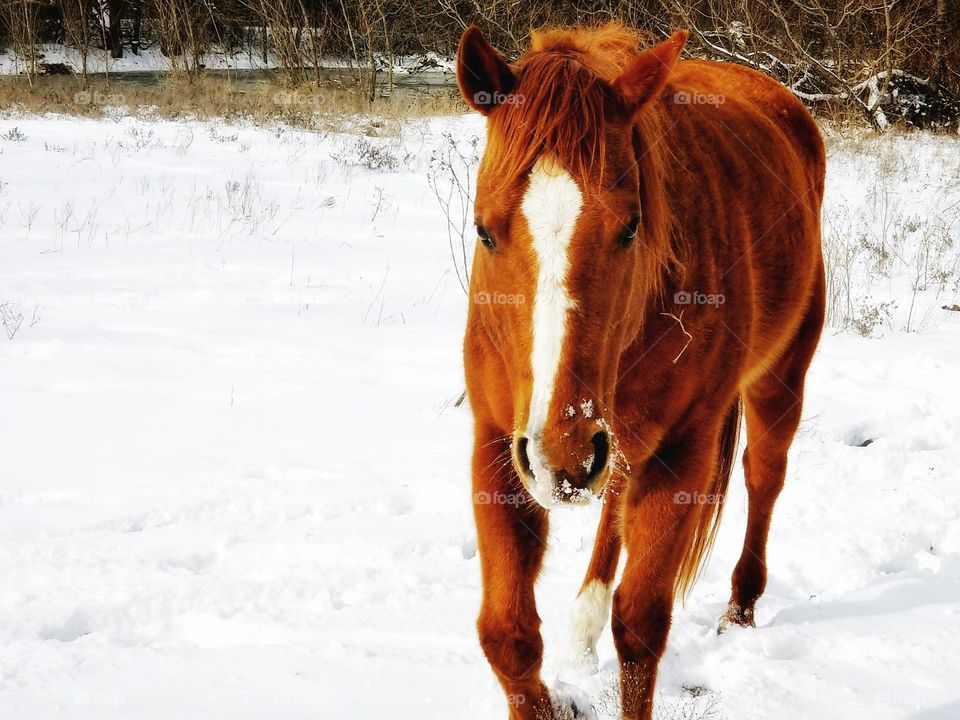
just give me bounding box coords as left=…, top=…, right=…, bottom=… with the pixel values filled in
left=483, top=23, right=679, bottom=296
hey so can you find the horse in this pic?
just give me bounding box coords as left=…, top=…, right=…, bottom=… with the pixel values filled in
left=457, top=23, right=826, bottom=720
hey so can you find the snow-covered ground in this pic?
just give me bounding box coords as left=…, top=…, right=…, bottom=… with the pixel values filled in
left=0, top=113, right=958, bottom=720
left=0, top=43, right=269, bottom=74
left=0, top=43, right=454, bottom=76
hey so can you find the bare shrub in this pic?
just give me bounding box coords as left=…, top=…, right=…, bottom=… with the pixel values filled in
left=332, top=137, right=403, bottom=171
left=427, top=131, right=480, bottom=295
left=239, top=0, right=328, bottom=87
left=58, top=0, right=95, bottom=80
left=822, top=131, right=960, bottom=334
left=1, top=0, right=43, bottom=83
left=0, top=302, right=24, bottom=339
left=150, top=0, right=212, bottom=76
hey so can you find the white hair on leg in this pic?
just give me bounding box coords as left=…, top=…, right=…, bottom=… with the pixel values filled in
left=564, top=579, right=613, bottom=675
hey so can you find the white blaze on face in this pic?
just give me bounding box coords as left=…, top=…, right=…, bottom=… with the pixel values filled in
left=520, top=156, right=584, bottom=504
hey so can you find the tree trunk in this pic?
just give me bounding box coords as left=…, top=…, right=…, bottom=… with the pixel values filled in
left=931, top=0, right=947, bottom=90
left=131, top=0, right=141, bottom=55
left=107, top=0, right=124, bottom=59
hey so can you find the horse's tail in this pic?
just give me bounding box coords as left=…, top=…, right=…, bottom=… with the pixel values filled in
left=675, top=395, right=743, bottom=600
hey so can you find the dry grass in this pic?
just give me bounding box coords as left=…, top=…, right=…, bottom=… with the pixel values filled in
left=0, top=75, right=467, bottom=127
left=820, top=125, right=960, bottom=334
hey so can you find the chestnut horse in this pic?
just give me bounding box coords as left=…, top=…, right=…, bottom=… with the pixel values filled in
left=458, top=24, right=825, bottom=720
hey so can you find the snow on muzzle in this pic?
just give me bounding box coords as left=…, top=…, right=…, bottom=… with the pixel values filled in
left=512, top=415, right=612, bottom=508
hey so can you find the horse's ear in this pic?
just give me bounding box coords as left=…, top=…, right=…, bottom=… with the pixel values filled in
left=457, top=26, right=516, bottom=115
left=613, top=30, right=688, bottom=111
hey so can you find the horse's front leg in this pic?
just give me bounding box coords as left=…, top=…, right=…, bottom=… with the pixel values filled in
left=565, top=472, right=623, bottom=674
left=473, top=430, right=552, bottom=719
left=612, top=437, right=717, bottom=720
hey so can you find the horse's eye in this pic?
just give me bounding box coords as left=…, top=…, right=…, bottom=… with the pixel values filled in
left=618, top=216, right=640, bottom=248
left=477, top=224, right=496, bottom=250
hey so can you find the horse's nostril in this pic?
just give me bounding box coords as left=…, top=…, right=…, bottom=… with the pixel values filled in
left=588, top=431, right=610, bottom=480
left=517, top=436, right=532, bottom=477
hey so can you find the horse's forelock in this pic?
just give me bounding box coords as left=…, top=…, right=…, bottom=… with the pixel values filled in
left=481, top=24, right=650, bottom=189
left=482, top=57, right=611, bottom=189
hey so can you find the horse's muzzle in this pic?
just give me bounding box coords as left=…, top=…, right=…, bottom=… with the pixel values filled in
left=513, top=429, right=611, bottom=507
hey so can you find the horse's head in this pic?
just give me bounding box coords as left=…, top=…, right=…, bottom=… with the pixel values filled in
left=458, top=26, right=686, bottom=507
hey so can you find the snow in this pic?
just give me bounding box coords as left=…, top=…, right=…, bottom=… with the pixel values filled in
left=0, top=43, right=455, bottom=77
left=0, top=43, right=268, bottom=74
left=0, top=113, right=958, bottom=719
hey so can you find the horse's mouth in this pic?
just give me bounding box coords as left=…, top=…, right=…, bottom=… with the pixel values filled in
left=511, top=432, right=612, bottom=508
left=517, top=466, right=609, bottom=509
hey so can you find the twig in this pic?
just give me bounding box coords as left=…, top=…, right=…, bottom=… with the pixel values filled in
left=660, top=311, right=693, bottom=364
